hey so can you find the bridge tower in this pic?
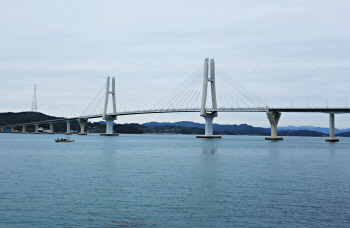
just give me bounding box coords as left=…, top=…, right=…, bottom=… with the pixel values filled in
left=196, top=58, right=221, bottom=138
left=101, top=76, right=119, bottom=136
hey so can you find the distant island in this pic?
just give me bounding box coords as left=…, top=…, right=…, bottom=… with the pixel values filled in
left=1, top=112, right=350, bottom=137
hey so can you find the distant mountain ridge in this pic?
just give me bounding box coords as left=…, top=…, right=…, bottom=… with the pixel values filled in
left=277, top=125, right=350, bottom=134
left=142, top=121, right=350, bottom=134
left=143, top=121, right=269, bottom=132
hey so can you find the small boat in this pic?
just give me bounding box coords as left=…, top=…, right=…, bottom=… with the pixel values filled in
left=55, top=137, right=75, bottom=142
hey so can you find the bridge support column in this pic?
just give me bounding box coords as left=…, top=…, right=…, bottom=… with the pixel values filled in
left=11, top=127, right=15, bottom=133
left=100, top=117, right=119, bottom=136
left=33, top=124, right=40, bottom=134
left=48, top=123, right=55, bottom=134
left=21, top=125, right=28, bottom=133
left=204, top=115, right=220, bottom=138
left=78, top=118, right=88, bottom=135
left=265, top=111, right=283, bottom=140
left=65, top=121, right=71, bottom=135
left=205, top=117, right=214, bottom=135
left=326, top=114, right=339, bottom=142
left=0, top=127, right=4, bottom=132
left=196, top=115, right=221, bottom=138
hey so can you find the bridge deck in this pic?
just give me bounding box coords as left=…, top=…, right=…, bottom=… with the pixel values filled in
left=2, top=107, right=350, bottom=128
left=269, top=108, right=350, bottom=114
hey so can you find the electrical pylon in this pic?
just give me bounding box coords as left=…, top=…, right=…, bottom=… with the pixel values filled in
left=31, top=85, right=38, bottom=112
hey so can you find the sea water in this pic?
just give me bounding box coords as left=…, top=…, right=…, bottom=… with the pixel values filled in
left=1, top=133, right=350, bottom=228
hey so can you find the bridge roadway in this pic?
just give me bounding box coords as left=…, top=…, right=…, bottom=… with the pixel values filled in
left=2, top=107, right=350, bottom=129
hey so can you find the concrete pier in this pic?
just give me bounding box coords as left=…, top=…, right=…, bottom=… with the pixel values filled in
left=196, top=115, right=221, bottom=138
left=11, top=127, right=15, bottom=133
left=48, top=123, right=55, bottom=134
left=65, top=121, right=72, bottom=135
left=326, top=113, right=339, bottom=142
left=265, top=111, right=283, bottom=140
left=21, top=125, right=28, bottom=133
left=100, top=117, right=119, bottom=136
left=33, top=124, right=40, bottom=134
left=78, top=118, right=88, bottom=135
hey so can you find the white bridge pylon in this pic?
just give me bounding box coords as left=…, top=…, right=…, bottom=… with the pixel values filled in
left=101, top=76, right=119, bottom=136
left=197, top=58, right=221, bottom=138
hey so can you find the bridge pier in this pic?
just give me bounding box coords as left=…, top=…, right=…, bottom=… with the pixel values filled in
left=21, top=125, right=28, bottom=133
left=100, top=117, right=119, bottom=136
left=265, top=111, right=283, bottom=140
left=326, top=113, right=339, bottom=142
left=0, top=127, right=4, bottom=132
left=33, top=124, right=40, bottom=134
left=65, top=121, right=72, bottom=135
left=10, top=127, right=15, bottom=133
left=78, top=118, right=88, bottom=135
left=48, top=123, right=55, bottom=134
left=197, top=114, right=221, bottom=138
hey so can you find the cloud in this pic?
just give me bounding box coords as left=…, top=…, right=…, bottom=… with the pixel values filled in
left=0, top=1, right=349, bottom=127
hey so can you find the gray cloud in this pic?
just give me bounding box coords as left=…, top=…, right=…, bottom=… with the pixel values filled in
left=1, top=0, right=349, bottom=127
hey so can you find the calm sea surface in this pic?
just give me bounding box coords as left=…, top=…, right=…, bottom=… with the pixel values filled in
left=1, top=133, right=350, bottom=228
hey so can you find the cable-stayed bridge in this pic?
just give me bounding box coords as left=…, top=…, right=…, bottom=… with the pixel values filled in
left=1, top=58, right=349, bottom=142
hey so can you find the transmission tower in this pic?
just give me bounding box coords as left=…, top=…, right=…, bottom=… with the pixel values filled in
left=31, top=85, right=38, bottom=112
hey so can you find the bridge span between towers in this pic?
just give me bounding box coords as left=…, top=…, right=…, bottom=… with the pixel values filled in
left=1, top=58, right=349, bottom=142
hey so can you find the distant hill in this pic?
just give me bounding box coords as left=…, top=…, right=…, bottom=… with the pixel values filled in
left=335, top=131, right=350, bottom=137
left=143, top=121, right=350, bottom=135
left=279, top=130, right=327, bottom=137
left=141, top=121, right=331, bottom=137
left=278, top=125, right=350, bottom=134
left=0, top=112, right=80, bottom=131
left=0, top=112, right=143, bottom=134
left=143, top=121, right=270, bottom=133
left=0, top=111, right=61, bottom=125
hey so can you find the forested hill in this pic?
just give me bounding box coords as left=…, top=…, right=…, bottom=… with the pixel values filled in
left=0, top=112, right=142, bottom=134
left=0, top=112, right=61, bottom=125
left=142, top=121, right=350, bottom=137
left=143, top=121, right=270, bottom=132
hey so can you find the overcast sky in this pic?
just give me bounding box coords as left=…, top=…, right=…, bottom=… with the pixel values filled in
left=1, top=1, right=349, bottom=128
